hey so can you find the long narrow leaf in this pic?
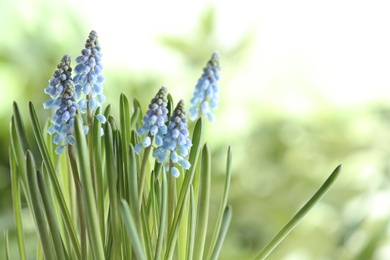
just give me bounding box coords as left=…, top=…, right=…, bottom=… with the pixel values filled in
left=105, top=121, right=121, bottom=259
left=36, top=170, right=67, bottom=260
left=74, top=113, right=105, bottom=260
left=255, top=165, right=342, bottom=259
left=13, top=102, right=31, bottom=152
left=186, top=185, right=196, bottom=260
left=9, top=147, right=26, bottom=260
left=210, top=205, right=233, bottom=260
left=4, top=227, right=9, bottom=260
left=155, top=169, right=168, bottom=260
left=207, top=146, right=233, bottom=258
left=25, top=150, right=56, bottom=260
left=120, top=199, right=147, bottom=260
left=92, top=113, right=105, bottom=240
left=28, top=102, right=80, bottom=258
left=193, top=143, right=211, bottom=260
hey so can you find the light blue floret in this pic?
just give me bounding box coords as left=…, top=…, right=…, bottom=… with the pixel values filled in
left=189, top=51, right=221, bottom=122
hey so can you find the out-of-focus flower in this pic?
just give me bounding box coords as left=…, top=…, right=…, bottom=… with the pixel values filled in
left=189, top=51, right=221, bottom=122
left=73, top=30, right=106, bottom=124
left=154, top=99, right=192, bottom=178
left=134, top=87, right=169, bottom=154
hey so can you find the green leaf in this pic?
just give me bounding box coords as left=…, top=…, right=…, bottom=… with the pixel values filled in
left=133, top=98, right=143, bottom=129
left=120, top=199, right=147, bottom=260
left=92, top=112, right=105, bottom=240
left=74, top=113, right=104, bottom=260
left=104, top=121, right=121, bottom=259
left=4, top=227, right=9, bottom=260
left=255, top=165, right=342, bottom=260
left=193, top=144, right=211, bottom=260
left=186, top=185, right=196, bottom=260
left=13, top=102, right=31, bottom=152
left=25, top=150, right=56, bottom=260
left=128, top=144, right=140, bottom=226
left=155, top=169, right=168, bottom=260
left=207, top=146, right=233, bottom=259
left=28, top=102, right=80, bottom=258
left=210, top=205, right=232, bottom=260
left=120, top=93, right=131, bottom=147
left=36, top=170, right=67, bottom=260
left=9, top=147, right=26, bottom=260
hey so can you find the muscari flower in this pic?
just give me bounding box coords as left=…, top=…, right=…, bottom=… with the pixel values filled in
left=73, top=30, right=106, bottom=125
left=43, top=54, right=72, bottom=109
left=47, top=80, right=79, bottom=155
left=189, top=51, right=221, bottom=122
left=154, top=100, right=192, bottom=178
left=43, top=54, right=78, bottom=154
left=134, top=87, right=169, bottom=154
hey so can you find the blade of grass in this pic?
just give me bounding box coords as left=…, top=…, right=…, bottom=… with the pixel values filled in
left=74, top=113, right=104, bottom=260
left=210, top=205, right=233, bottom=260
left=207, top=146, right=232, bottom=259
left=29, top=102, right=80, bottom=258
left=255, top=165, right=342, bottom=260
left=193, top=144, right=211, bottom=260
left=120, top=199, right=147, bottom=260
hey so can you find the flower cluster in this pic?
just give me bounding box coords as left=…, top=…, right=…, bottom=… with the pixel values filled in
left=135, top=87, right=192, bottom=178
left=47, top=81, right=79, bottom=154
left=134, top=86, right=169, bottom=154
left=43, top=54, right=78, bottom=154
left=43, top=54, right=72, bottom=109
left=153, top=100, right=192, bottom=178
left=189, top=51, right=221, bottom=122
left=74, top=30, right=106, bottom=124
left=43, top=30, right=107, bottom=153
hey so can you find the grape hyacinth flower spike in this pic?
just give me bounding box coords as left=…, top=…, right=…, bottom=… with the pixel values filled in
left=158, top=99, right=192, bottom=178
left=73, top=30, right=106, bottom=126
left=134, top=86, right=169, bottom=154
left=189, top=51, right=221, bottom=122
left=43, top=54, right=72, bottom=109
left=46, top=81, right=79, bottom=155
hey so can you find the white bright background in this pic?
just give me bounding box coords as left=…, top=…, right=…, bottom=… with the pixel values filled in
left=68, top=0, right=390, bottom=108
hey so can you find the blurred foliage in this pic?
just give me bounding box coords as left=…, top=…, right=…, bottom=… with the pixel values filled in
left=2, top=2, right=390, bottom=260
left=158, top=6, right=254, bottom=69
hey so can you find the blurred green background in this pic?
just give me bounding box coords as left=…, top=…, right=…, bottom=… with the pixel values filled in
left=2, top=0, right=390, bottom=259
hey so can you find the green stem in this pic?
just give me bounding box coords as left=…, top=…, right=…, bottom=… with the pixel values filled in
left=255, top=165, right=342, bottom=260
